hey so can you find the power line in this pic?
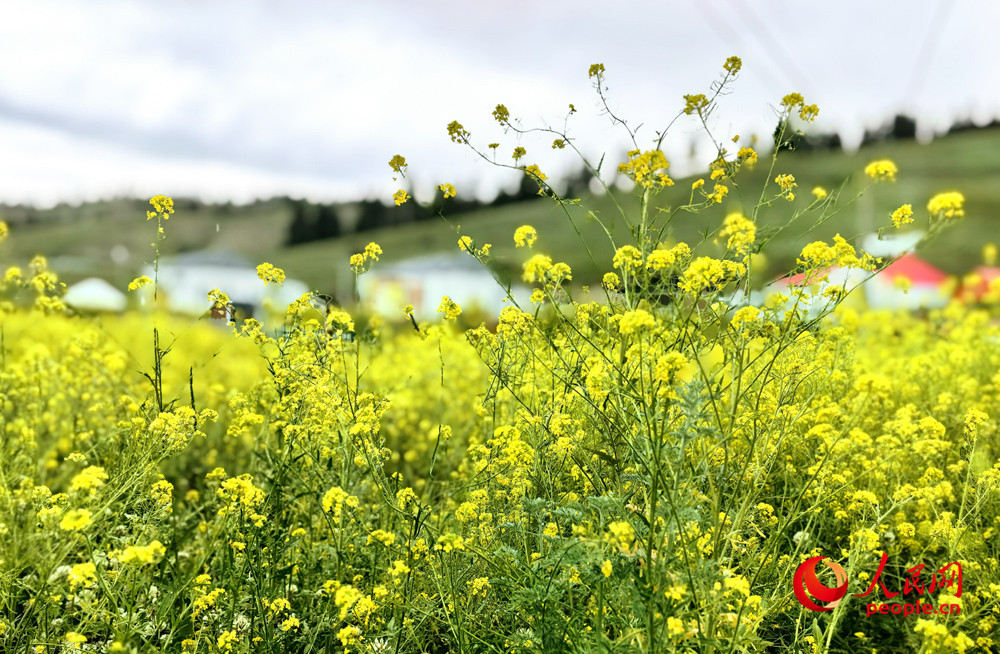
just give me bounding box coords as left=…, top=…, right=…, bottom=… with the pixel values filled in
left=902, top=0, right=956, bottom=104
left=692, top=0, right=793, bottom=93
left=720, top=0, right=816, bottom=97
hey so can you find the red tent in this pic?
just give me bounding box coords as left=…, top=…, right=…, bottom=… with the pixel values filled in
left=773, top=266, right=837, bottom=288
left=957, top=266, right=1000, bottom=302
left=863, top=254, right=951, bottom=310
left=879, top=254, right=948, bottom=285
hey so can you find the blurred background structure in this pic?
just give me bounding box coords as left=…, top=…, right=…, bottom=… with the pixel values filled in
left=1, top=0, right=998, bottom=316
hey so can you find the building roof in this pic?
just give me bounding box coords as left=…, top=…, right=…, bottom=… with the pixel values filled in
left=879, top=254, right=948, bottom=285
left=861, top=231, right=924, bottom=258
left=777, top=267, right=836, bottom=288
left=64, top=277, right=127, bottom=312
left=372, top=252, right=493, bottom=276
left=162, top=250, right=254, bottom=269
left=959, top=265, right=1000, bottom=301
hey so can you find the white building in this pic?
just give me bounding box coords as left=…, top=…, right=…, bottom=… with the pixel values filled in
left=64, top=277, right=128, bottom=313
left=758, top=231, right=952, bottom=314
left=357, top=253, right=532, bottom=322
left=140, top=250, right=309, bottom=321
left=763, top=265, right=870, bottom=318
left=863, top=253, right=951, bottom=310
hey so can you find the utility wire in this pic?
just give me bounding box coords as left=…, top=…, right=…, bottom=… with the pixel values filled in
left=692, top=0, right=793, bottom=93
left=901, top=0, right=956, bottom=103
left=720, top=0, right=816, bottom=97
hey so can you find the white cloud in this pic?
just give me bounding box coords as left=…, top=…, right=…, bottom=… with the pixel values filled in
left=0, top=0, right=997, bottom=206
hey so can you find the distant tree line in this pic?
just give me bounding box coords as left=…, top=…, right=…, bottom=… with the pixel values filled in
left=284, top=166, right=593, bottom=246
left=2, top=115, right=997, bottom=234
left=775, top=113, right=1000, bottom=153
left=287, top=113, right=1000, bottom=245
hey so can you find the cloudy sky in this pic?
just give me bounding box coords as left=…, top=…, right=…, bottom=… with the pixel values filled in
left=0, top=0, right=997, bottom=207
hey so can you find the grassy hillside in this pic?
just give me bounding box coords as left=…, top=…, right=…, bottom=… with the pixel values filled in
left=265, top=128, right=1000, bottom=291
left=2, top=128, right=1000, bottom=295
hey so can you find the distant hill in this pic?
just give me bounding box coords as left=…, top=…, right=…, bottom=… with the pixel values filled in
left=2, top=127, right=999, bottom=295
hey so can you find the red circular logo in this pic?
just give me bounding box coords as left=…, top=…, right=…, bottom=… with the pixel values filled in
left=793, top=556, right=849, bottom=612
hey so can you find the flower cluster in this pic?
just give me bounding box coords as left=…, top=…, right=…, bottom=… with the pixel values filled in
left=780, top=92, right=819, bottom=121
left=719, top=212, right=756, bottom=256
left=618, top=149, right=675, bottom=189
left=255, top=262, right=285, bottom=286
left=865, top=159, right=899, bottom=182
left=350, top=241, right=382, bottom=273
left=927, top=191, right=966, bottom=220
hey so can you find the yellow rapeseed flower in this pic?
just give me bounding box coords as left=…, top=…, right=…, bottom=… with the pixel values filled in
left=864, top=159, right=898, bottom=182
left=781, top=92, right=804, bottom=110
left=350, top=242, right=382, bottom=273
left=774, top=174, right=797, bottom=201
left=522, top=254, right=553, bottom=283
left=67, top=562, right=97, bottom=590
left=927, top=191, right=965, bottom=220
left=256, top=262, right=285, bottom=286
left=618, top=150, right=674, bottom=189
left=683, top=94, right=709, bottom=116
left=890, top=204, right=914, bottom=228
left=437, top=296, right=462, bottom=320
left=208, top=288, right=231, bottom=309
left=983, top=242, right=997, bottom=266
left=468, top=577, right=491, bottom=597
left=338, top=625, right=362, bottom=647
left=364, top=242, right=382, bottom=261
left=217, top=630, right=238, bottom=652
left=65, top=632, right=87, bottom=647
left=679, top=257, right=743, bottom=294
left=737, top=146, right=758, bottom=166
left=147, top=195, right=174, bottom=219
left=619, top=309, right=656, bottom=335
left=70, top=466, right=108, bottom=493
left=607, top=520, right=635, bottom=551
left=388, top=154, right=407, bottom=176
left=492, top=104, right=510, bottom=123
left=667, top=617, right=685, bottom=637
left=647, top=244, right=689, bottom=271
left=709, top=183, right=729, bottom=203
left=59, top=508, right=92, bottom=531
left=392, top=189, right=410, bottom=206
left=119, top=541, right=166, bottom=565
left=514, top=225, right=538, bottom=248
left=719, top=213, right=756, bottom=256
left=730, top=306, right=761, bottom=331
left=446, top=120, right=470, bottom=144
left=779, top=93, right=818, bottom=121
left=613, top=246, right=642, bottom=271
